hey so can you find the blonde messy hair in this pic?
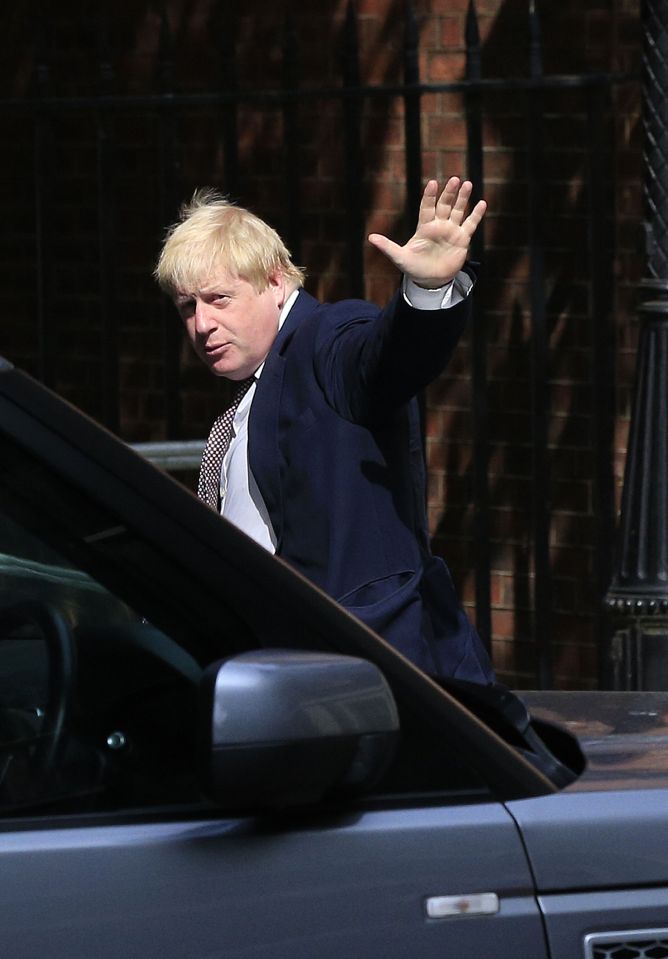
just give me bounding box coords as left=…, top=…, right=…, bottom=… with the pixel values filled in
left=154, top=189, right=306, bottom=295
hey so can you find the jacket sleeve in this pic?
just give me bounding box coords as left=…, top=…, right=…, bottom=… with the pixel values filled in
left=312, top=283, right=473, bottom=425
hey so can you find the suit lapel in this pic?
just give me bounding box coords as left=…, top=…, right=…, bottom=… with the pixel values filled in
left=248, top=289, right=319, bottom=550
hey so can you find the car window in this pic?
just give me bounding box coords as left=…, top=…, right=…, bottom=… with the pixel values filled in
left=0, top=511, right=139, bottom=629
left=0, top=431, right=497, bottom=817
left=0, top=431, right=256, bottom=669
left=0, top=488, right=206, bottom=814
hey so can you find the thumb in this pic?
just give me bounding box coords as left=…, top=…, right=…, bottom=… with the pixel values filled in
left=367, top=233, right=405, bottom=267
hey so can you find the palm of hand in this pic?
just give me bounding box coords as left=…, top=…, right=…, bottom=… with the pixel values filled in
left=400, top=218, right=474, bottom=288
left=368, top=177, right=487, bottom=289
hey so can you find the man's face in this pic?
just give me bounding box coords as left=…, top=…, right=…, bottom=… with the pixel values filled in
left=174, top=270, right=288, bottom=381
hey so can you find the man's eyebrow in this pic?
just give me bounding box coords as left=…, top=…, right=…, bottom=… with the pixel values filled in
left=200, top=282, right=237, bottom=295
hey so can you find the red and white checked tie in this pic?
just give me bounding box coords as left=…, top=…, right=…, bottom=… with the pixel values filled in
left=197, top=377, right=255, bottom=510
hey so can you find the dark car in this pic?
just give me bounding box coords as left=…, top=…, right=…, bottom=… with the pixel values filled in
left=0, top=355, right=667, bottom=959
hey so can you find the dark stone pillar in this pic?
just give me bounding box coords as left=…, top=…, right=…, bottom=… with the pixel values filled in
left=604, top=0, right=668, bottom=689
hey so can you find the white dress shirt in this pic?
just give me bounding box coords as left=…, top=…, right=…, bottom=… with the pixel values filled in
left=220, top=273, right=473, bottom=550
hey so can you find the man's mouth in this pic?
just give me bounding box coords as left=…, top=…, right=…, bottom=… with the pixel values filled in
left=205, top=343, right=229, bottom=358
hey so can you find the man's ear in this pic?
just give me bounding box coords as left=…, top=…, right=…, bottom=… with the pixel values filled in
left=267, top=270, right=287, bottom=306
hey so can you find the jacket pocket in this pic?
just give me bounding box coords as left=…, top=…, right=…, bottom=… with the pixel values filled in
left=337, top=569, right=417, bottom=611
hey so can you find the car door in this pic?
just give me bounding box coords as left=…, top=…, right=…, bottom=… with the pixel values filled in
left=0, top=805, right=546, bottom=959
left=0, top=360, right=557, bottom=958
left=0, top=449, right=549, bottom=959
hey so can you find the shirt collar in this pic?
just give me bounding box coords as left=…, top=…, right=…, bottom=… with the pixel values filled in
left=253, top=287, right=300, bottom=381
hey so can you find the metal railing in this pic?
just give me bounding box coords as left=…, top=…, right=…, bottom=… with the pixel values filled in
left=130, top=440, right=204, bottom=473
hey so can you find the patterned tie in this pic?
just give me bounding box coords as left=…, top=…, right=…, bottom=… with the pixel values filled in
left=197, top=376, right=255, bottom=510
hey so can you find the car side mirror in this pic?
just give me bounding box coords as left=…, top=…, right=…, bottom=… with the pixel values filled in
left=199, top=649, right=399, bottom=810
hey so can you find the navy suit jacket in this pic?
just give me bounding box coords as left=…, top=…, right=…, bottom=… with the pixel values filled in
left=248, top=286, right=494, bottom=684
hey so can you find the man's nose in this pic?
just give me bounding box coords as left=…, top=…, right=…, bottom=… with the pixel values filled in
left=194, top=301, right=216, bottom=334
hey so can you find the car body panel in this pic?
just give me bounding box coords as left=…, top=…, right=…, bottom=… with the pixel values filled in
left=0, top=805, right=547, bottom=959
left=508, top=789, right=668, bottom=890
left=508, top=699, right=668, bottom=959
left=538, top=890, right=668, bottom=959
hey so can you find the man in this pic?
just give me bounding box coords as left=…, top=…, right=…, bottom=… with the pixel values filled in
left=155, top=177, right=494, bottom=684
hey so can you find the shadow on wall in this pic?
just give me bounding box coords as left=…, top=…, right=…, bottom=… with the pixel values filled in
left=429, top=0, right=637, bottom=686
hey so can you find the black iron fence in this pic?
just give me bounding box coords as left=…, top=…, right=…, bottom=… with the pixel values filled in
left=0, top=1, right=638, bottom=686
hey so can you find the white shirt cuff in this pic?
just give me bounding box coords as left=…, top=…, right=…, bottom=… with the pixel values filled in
left=402, top=270, right=474, bottom=310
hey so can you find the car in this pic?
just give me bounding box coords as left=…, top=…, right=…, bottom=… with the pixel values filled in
left=0, top=354, right=667, bottom=959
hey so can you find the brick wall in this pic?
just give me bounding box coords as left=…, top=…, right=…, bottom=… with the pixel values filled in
left=0, top=0, right=644, bottom=687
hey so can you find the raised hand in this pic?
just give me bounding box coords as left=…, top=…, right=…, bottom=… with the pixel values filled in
left=368, top=177, right=486, bottom=288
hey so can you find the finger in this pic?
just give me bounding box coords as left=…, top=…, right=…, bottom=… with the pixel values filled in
left=435, top=176, right=462, bottom=219
left=461, top=198, right=488, bottom=236
left=445, top=179, right=473, bottom=225
left=368, top=232, right=406, bottom=266
left=416, top=179, right=439, bottom=225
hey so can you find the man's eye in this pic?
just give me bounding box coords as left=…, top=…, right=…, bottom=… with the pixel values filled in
left=212, top=294, right=229, bottom=303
